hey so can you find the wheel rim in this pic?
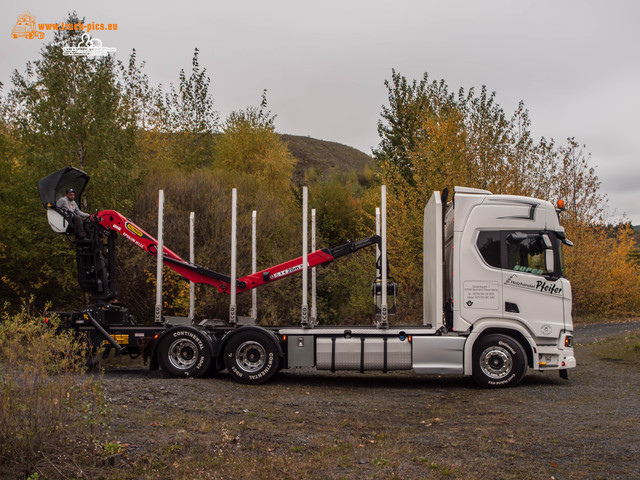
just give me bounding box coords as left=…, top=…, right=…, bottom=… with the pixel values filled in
left=479, top=346, right=513, bottom=380
left=168, top=338, right=198, bottom=370
left=235, top=341, right=267, bottom=373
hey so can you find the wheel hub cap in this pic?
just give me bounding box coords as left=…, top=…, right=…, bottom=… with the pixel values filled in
left=480, top=346, right=513, bottom=379
left=236, top=341, right=266, bottom=373
left=168, top=338, right=198, bottom=370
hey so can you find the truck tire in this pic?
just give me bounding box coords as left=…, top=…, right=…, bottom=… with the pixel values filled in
left=224, top=331, right=280, bottom=384
left=472, top=334, right=527, bottom=388
left=157, top=329, right=211, bottom=378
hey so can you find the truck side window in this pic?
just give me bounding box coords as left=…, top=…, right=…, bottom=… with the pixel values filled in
left=506, top=234, right=548, bottom=275
left=476, top=231, right=501, bottom=268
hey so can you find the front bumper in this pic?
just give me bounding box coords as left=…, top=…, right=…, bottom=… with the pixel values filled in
left=536, top=332, right=576, bottom=370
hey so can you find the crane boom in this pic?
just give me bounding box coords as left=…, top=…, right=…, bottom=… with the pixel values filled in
left=92, top=209, right=379, bottom=295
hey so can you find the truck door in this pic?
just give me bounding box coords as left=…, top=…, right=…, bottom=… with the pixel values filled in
left=457, top=230, right=504, bottom=331
left=501, top=232, right=565, bottom=340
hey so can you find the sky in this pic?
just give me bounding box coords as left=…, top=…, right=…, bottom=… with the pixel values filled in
left=2, top=1, right=639, bottom=223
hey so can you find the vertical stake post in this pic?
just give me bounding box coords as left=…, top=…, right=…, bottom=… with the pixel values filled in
left=230, top=188, right=237, bottom=325
left=375, top=207, right=381, bottom=276
left=251, top=210, right=257, bottom=320
left=301, top=187, right=309, bottom=327
left=189, top=212, right=195, bottom=321
left=379, top=185, right=388, bottom=328
left=154, top=190, right=165, bottom=324
left=311, top=208, right=317, bottom=325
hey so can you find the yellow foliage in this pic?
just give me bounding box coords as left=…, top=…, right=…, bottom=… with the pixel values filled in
left=376, top=72, right=640, bottom=318
left=564, top=221, right=640, bottom=316
left=145, top=267, right=192, bottom=317
left=214, top=107, right=296, bottom=194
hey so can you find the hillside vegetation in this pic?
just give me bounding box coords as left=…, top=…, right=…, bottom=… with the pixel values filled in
left=1, top=13, right=639, bottom=324
left=281, top=134, right=374, bottom=184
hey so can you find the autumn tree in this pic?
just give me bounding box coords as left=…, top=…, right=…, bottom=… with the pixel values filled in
left=374, top=70, right=640, bottom=320
left=214, top=91, right=295, bottom=193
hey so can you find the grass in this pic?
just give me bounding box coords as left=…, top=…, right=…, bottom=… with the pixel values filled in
left=572, top=313, right=640, bottom=324
left=588, top=332, right=640, bottom=367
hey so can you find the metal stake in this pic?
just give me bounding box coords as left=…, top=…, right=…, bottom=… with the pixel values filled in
left=251, top=210, right=257, bottom=320
left=154, top=190, right=164, bottom=324
left=311, top=208, right=317, bottom=325
left=189, top=211, right=195, bottom=321
left=230, top=188, right=237, bottom=325
left=301, top=186, right=309, bottom=327
left=379, top=186, right=388, bottom=328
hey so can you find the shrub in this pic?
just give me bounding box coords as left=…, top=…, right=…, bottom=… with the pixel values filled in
left=0, top=301, right=108, bottom=478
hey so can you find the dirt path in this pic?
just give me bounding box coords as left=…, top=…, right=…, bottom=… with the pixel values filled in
left=98, top=322, right=640, bottom=479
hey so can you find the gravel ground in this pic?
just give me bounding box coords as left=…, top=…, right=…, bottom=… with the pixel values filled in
left=98, top=321, right=640, bottom=479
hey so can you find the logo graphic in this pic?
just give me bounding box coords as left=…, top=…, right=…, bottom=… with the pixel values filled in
left=11, top=11, right=44, bottom=39
left=269, top=264, right=303, bottom=280
left=504, top=274, right=563, bottom=296
left=125, top=222, right=144, bottom=237
left=63, top=33, right=116, bottom=57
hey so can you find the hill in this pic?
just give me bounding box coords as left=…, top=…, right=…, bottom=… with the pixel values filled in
left=280, top=134, right=374, bottom=184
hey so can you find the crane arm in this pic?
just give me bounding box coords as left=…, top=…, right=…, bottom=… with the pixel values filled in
left=91, top=210, right=380, bottom=294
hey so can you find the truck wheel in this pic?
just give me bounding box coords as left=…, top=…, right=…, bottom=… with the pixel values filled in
left=157, top=329, right=211, bottom=378
left=472, top=334, right=527, bottom=388
left=224, top=331, right=280, bottom=384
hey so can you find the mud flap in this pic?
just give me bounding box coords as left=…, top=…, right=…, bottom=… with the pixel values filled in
left=559, top=369, right=569, bottom=380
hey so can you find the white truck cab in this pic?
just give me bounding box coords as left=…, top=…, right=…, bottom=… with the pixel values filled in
left=424, top=187, right=575, bottom=386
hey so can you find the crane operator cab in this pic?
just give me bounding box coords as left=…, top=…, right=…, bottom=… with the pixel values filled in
left=38, top=166, right=91, bottom=236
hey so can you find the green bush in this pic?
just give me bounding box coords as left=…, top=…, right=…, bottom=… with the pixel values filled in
left=0, top=301, right=108, bottom=478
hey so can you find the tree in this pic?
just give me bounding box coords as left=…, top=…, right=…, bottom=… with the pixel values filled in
left=214, top=91, right=295, bottom=193
left=163, top=48, right=219, bottom=170
left=9, top=12, right=137, bottom=209
left=0, top=12, right=138, bottom=308
left=374, top=69, right=639, bottom=320
left=117, top=48, right=165, bottom=131
left=374, top=70, right=458, bottom=185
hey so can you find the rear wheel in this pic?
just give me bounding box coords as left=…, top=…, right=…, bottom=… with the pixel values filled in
left=157, top=329, right=211, bottom=378
left=224, top=331, right=280, bottom=384
left=472, top=334, right=527, bottom=388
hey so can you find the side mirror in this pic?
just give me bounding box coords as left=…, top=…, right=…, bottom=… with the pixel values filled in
left=507, top=232, right=528, bottom=243
left=545, top=249, right=555, bottom=273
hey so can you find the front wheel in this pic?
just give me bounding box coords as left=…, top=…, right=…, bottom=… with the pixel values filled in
left=472, top=334, right=527, bottom=388
left=224, top=331, right=280, bottom=384
left=157, top=329, right=212, bottom=378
